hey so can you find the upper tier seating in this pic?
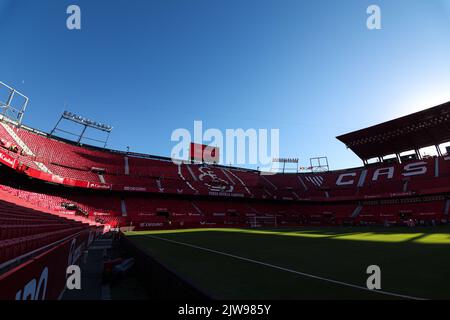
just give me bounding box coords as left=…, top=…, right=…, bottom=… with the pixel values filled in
left=1, top=121, right=450, bottom=202
left=12, top=125, right=124, bottom=174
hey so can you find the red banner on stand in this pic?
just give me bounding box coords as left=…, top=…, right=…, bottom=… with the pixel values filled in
left=0, top=228, right=100, bottom=300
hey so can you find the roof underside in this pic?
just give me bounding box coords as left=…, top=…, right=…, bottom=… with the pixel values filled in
left=336, top=101, right=450, bottom=160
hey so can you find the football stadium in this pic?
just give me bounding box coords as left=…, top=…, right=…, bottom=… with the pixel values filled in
left=1, top=0, right=450, bottom=310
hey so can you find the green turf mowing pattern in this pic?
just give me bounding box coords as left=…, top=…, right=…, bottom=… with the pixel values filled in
left=125, top=226, right=450, bottom=299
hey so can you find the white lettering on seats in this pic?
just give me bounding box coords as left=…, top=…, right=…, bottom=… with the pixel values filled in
left=372, top=167, right=394, bottom=181
left=199, top=166, right=233, bottom=193
left=336, top=173, right=357, bottom=186
left=402, top=161, right=427, bottom=177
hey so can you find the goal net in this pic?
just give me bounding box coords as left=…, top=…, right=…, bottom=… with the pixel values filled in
left=248, top=215, right=277, bottom=228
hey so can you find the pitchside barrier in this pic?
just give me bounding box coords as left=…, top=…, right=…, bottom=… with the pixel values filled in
left=120, top=234, right=210, bottom=300
left=0, top=227, right=101, bottom=300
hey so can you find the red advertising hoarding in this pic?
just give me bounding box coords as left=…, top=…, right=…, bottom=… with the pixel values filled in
left=0, top=227, right=100, bottom=300
left=0, top=149, right=18, bottom=169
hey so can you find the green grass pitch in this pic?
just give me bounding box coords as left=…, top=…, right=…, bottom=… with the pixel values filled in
left=125, top=226, right=450, bottom=300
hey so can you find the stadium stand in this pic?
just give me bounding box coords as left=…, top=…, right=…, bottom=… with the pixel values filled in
left=1, top=115, right=449, bottom=201
left=0, top=102, right=448, bottom=232
left=0, top=187, right=102, bottom=299
left=0, top=101, right=449, bottom=299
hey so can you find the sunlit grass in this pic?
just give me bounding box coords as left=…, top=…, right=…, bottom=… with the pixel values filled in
left=414, top=233, right=450, bottom=244
left=333, top=232, right=423, bottom=243
left=125, top=227, right=450, bottom=244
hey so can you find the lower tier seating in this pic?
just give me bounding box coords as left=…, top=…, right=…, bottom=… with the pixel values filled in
left=0, top=182, right=447, bottom=231
left=0, top=198, right=94, bottom=265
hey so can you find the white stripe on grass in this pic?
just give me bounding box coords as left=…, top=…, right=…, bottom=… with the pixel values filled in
left=145, top=234, right=426, bottom=300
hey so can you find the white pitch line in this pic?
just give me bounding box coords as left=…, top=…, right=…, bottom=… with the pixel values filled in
left=145, top=235, right=426, bottom=300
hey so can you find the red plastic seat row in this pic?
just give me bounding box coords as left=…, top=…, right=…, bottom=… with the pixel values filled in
left=0, top=223, right=73, bottom=240
left=0, top=226, right=84, bottom=264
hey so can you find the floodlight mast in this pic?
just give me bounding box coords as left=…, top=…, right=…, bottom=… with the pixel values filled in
left=0, top=81, right=29, bottom=125
left=50, top=111, right=113, bottom=148
left=272, top=158, right=299, bottom=173
left=309, top=156, right=329, bottom=172
left=77, top=124, right=88, bottom=144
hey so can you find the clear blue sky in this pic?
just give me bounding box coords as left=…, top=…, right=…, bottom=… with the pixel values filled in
left=1, top=0, right=450, bottom=170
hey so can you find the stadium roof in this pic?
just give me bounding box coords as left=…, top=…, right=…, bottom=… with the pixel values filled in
left=336, top=101, right=450, bottom=160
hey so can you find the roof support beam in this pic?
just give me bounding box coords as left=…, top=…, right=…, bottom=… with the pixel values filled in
left=414, top=149, right=422, bottom=160
left=436, top=145, right=442, bottom=157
